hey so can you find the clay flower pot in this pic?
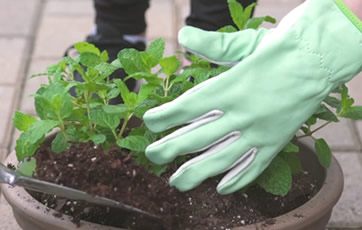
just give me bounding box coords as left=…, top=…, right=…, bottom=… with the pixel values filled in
left=1, top=139, right=343, bottom=230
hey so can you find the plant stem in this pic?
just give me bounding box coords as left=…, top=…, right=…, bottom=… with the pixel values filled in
left=296, top=121, right=332, bottom=139
left=117, top=112, right=133, bottom=139
left=84, top=91, right=94, bottom=131
left=111, top=128, right=118, bottom=140
left=164, top=76, right=170, bottom=97
left=56, top=113, right=69, bottom=141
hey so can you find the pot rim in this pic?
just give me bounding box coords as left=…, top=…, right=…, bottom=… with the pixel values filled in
left=233, top=138, right=344, bottom=230
left=1, top=138, right=343, bottom=230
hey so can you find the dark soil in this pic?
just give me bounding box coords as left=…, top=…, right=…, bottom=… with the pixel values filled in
left=29, top=141, right=318, bottom=230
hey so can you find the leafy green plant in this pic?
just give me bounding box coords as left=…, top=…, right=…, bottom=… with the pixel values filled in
left=13, top=0, right=360, bottom=196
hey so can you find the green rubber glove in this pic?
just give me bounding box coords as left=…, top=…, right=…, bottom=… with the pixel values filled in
left=144, top=0, right=362, bottom=194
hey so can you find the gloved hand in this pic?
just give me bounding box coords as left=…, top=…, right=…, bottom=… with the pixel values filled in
left=144, top=0, right=362, bottom=194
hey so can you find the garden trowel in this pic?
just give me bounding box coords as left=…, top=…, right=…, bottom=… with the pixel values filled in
left=0, top=162, right=160, bottom=219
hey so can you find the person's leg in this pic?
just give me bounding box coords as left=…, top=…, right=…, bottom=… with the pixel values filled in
left=186, top=0, right=258, bottom=31
left=89, top=0, right=150, bottom=58
left=67, top=0, right=150, bottom=100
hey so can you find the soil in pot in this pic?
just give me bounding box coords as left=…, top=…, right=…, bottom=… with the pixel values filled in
left=27, top=141, right=318, bottom=230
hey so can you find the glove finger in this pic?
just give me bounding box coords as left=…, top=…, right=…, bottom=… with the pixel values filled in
left=143, top=75, right=220, bottom=133
left=169, top=137, right=257, bottom=192
left=146, top=116, right=231, bottom=165
left=217, top=147, right=276, bottom=195
left=179, top=26, right=269, bottom=66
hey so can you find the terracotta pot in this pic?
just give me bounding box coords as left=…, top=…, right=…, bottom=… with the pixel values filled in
left=1, top=139, right=343, bottom=230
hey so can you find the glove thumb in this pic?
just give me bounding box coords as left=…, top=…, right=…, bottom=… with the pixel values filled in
left=178, top=26, right=269, bottom=66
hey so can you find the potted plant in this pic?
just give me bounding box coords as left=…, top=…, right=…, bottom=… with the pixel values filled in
left=1, top=1, right=355, bottom=229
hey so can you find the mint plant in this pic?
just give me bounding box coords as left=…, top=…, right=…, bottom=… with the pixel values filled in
left=13, top=0, right=360, bottom=197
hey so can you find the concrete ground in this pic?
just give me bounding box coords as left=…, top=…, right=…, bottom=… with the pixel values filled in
left=0, top=0, right=361, bottom=229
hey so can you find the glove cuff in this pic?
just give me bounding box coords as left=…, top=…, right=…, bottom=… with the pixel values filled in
left=334, top=0, right=362, bottom=32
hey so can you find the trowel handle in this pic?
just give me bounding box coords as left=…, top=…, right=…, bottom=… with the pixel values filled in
left=0, top=162, right=17, bottom=185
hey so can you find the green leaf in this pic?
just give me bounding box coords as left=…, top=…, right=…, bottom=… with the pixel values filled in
left=168, top=82, right=184, bottom=98
left=103, top=104, right=129, bottom=114
left=146, top=38, right=165, bottom=67
left=89, top=134, right=107, bottom=145
left=116, top=135, right=150, bottom=152
left=340, top=106, right=362, bottom=120
left=51, top=132, right=69, bottom=153
left=15, top=120, right=59, bottom=161
left=150, top=164, right=168, bottom=177
left=62, top=57, right=86, bottom=79
left=30, top=73, right=48, bottom=78
left=314, top=138, right=332, bottom=168
left=34, top=94, right=52, bottom=120
left=114, top=79, right=130, bottom=100
left=315, top=105, right=339, bottom=122
left=256, top=156, right=292, bottom=196
left=89, top=108, right=122, bottom=129
left=100, top=50, right=109, bottom=62
left=282, top=142, right=299, bottom=153
left=51, top=93, right=73, bottom=119
left=124, top=72, right=162, bottom=84
left=79, top=52, right=102, bottom=68
left=13, top=111, right=37, bottom=132
left=280, top=152, right=303, bottom=174
left=129, top=127, right=147, bottom=136
left=17, top=158, right=36, bottom=177
left=324, top=96, right=341, bottom=111
left=107, top=88, right=120, bottom=100
left=117, top=48, right=148, bottom=75
left=227, top=0, right=245, bottom=30
left=94, top=62, right=119, bottom=79
left=306, top=116, right=317, bottom=126
left=217, top=25, right=238, bottom=33
left=78, top=82, right=109, bottom=93
left=341, top=85, right=354, bottom=111
left=149, top=93, right=174, bottom=104
left=65, top=125, right=83, bottom=142
left=137, top=84, right=159, bottom=103
left=160, top=56, right=180, bottom=76
left=332, top=85, right=343, bottom=94
left=246, top=16, right=276, bottom=29
left=300, top=126, right=310, bottom=135
left=134, top=99, right=159, bottom=119
left=133, top=151, right=151, bottom=167
left=111, top=59, right=123, bottom=69
left=34, top=82, right=72, bottom=120
left=114, top=79, right=138, bottom=107
left=74, top=42, right=100, bottom=55
left=144, top=129, right=158, bottom=143
left=45, top=61, right=66, bottom=81
left=243, top=3, right=257, bottom=22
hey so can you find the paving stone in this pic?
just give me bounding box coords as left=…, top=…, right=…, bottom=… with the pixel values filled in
left=0, top=0, right=40, bottom=36
left=44, top=0, right=94, bottom=16
left=9, top=129, right=21, bottom=155
left=312, top=118, right=360, bottom=151
left=0, top=38, right=27, bottom=85
left=346, top=72, right=362, bottom=105
left=254, top=0, right=304, bottom=28
left=355, top=121, right=362, bottom=146
left=0, top=195, right=22, bottom=230
left=33, top=16, right=93, bottom=59
left=327, top=153, right=362, bottom=229
left=19, top=58, right=59, bottom=115
left=0, top=86, right=15, bottom=148
left=175, top=0, right=190, bottom=32
left=146, top=0, right=175, bottom=40
left=0, top=148, right=6, bottom=165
